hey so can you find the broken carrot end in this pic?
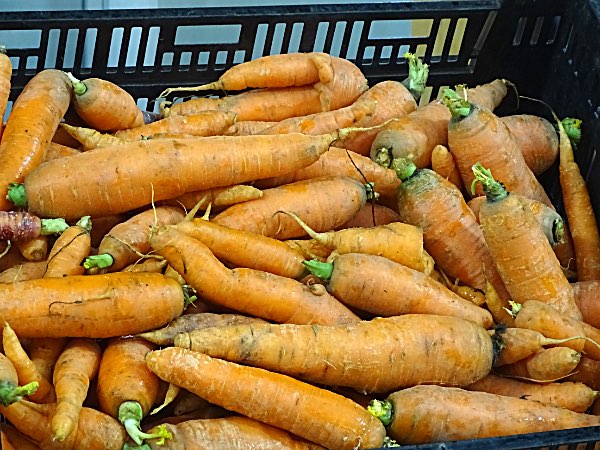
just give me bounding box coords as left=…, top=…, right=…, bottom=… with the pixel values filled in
left=367, top=399, right=394, bottom=427
left=0, top=380, right=39, bottom=406
left=83, top=253, right=114, bottom=270
left=303, top=259, right=333, bottom=282
left=6, top=182, right=27, bottom=208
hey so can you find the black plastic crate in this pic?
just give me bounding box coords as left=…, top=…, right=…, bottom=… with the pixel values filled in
left=0, top=1, right=599, bottom=449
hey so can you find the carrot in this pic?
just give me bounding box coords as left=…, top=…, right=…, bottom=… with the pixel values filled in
left=567, top=356, right=600, bottom=390
left=16, top=133, right=337, bottom=220
left=284, top=238, right=332, bottom=262
left=59, top=122, right=123, bottom=149
left=51, top=338, right=102, bottom=441
left=122, top=258, right=167, bottom=273
left=368, top=384, right=600, bottom=445
left=303, top=253, right=493, bottom=328
left=574, top=280, right=600, bottom=328
left=557, top=118, right=600, bottom=281
left=16, top=235, right=48, bottom=262
left=67, top=73, right=144, bottom=131
left=174, top=219, right=307, bottom=279
left=43, top=141, right=81, bottom=162
left=147, top=346, right=386, bottom=450
left=495, top=347, right=581, bottom=382
left=0, top=46, right=11, bottom=139
left=1, top=423, right=41, bottom=450
left=467, top=373, right=597, bottom=413
left=144, top=416, right=325, bottom=450
left=51, top=123, right=82, bottom=148
left=0, top=352, right=38, bottom=406
left=213, top=176, right=369, bottom=240
left=0, top=211, right=68, bottom=243
left=84, top=206, right=184, bottom=272
left=160, top=184, right=262, bottom=211
left=44, top=215, right=91, bottom=278
left=0, top=272, right=184, bottom=338
left=394, top=159, right=510, bottom=299
left=175, top=314, right=493, bottom=394
left=0, top=70, right=72, bottom=211
left=339, top=203, right=401, bottom=228
left=89, top=213, right=127, bottom=249
left=0, top=240, right=27, bottom=273
left=431, top=144, right=463, bottom=191
left=160, top=52, right=369, bottom=111
left=28, top=337, right=68, bottom=383
left=150, top=225, right=359, bottom=325
left=96, top=337, right=168, bottom=445
left=284, top=211, right=433, bottom=274
left=0, top=400, right=128, bottom=450
left=472, top=163, right=582, bottom=320
left=0, top=260, right=47, bottom=283
left=500, top=114, right=559, bottom=176
left=227, top=120, right=277, bottom=135
left=444, top=89, right=553, bottom=206
left=0, top=432, right=15, bottom=450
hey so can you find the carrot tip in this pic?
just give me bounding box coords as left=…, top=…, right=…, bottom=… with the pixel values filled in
left=367, top=399, right=394, bottom=427
left=0, top=380, right=39, bottom=406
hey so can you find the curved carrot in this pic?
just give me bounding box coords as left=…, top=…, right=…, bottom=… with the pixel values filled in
left=68, top=73, right=144, bottom=131
left=44, top=215, right=91, bottom=278
left=51, top=338, right=102, bottom=442
left=60, top=123, right=123, bottom=149
left=495, top=347, right=581, bottom=382
left=457, top=78, right=508, bottom=111
left=122, top=258, right=167, bottom=273
left=146, top=346, right=386, bottom=450
left=16, top=235, right=48, bottom=262
left=0, top=45, right=11, bottom=139
left=0, top=352, right=38, bottom=406
left=0, top=70, right=72, bottom=211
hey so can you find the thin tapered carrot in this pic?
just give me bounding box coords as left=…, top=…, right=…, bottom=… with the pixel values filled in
left=146, top=346, right=386, bottom=450
left=144, top=416, right=326, bottom=450
left=150, top=225, right=359, bottom=325
left=394, top=159, right=510, bottom=299
left=0, top=352, right=38, bottom=406
left=0, top=400, right=128, bottom=450
left=557, top=117, right=600, bottom=281
left=303, top=253, right=493, bottom=328
left=472, top=163, right=582, bottom=320
left=60, top=122, right=123, bottom=149
left=467, top=373, right=597, bottom=413
left=444, top=89, right=553, bottom=205
left=43, top=141, right=82, bottom=162
left=84, top=206, right=184, bottom=272
left=0, top=211, right=68, bottom=243
left=0, top=261, right=47, bottom=283
left=3, top=322, right=54, bottom=403
left=0, top=70, right=72, bottom=211
left=174, top=219, right=307, bottom=279
left=122, top=258, right=167, bottom=273
left=213, top=176, right=369, bottom=240
left=1, top=423, right=41, bottom=450
left=574, top=280, right=600, bottom=328
left=16, top=235, right=48, bottom=262
left=44, top=216, right=92, bottom=278
left=67, top=73, right=144, bottom=131
left=227, top=120, right=277, bottom=135
left=160, top=184, right=263, bottom=210
left=51, top=338, right=102, bottom=442
left=175, top=314, right=494, bottom=394
left=28, top=337, right=68, bottom=383
left=97, top=337, right=168, bottom=445
left=368, top=385, right=600, bottom=445
left=16, top=132, right=338, bottom=220
left=495, top=347, right=581, bottom=382
left=0, top=46, right=11, bottom=139
left=0, top=272, right=185, bottom=338
left=431, top=144, right=463, bottom=191
left=339, top=203, right=401, bottom=228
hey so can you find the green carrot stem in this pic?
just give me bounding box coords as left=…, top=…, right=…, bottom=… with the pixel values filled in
left=562, top=118, right=582, bottom=147
left=302, top=259, right=333, bottom=281
left=0, top=380, right=39, bottom=406
left=75, top=216, right=92, bottom=233
left=119, top=401, right=172, bottom=446
left=6, top=183, right=27, bottom=208
left=471, top=163, right=508, bottom=202
left=402, top=52, right=429, bottom=101
left=66, top=72, right=87, bottom=96
left=40, top=218, right=69, bottom=235
left=182, top=285, right=197, bottom=307
left=390, top=157, right=417, bottom=182
left=367, top=399, right=394, bottom=427
left=83, top=254, right=114, bottom=270
left=441, top=88, right=473, bottom=119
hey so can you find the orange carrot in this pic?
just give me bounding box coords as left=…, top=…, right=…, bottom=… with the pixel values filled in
left=473, top=163, right=581, bottom=320
left=495, top=347, right=581, bottom=382
left=284, top=238, right=332, bottom=262
left=28, top=337, right=68, bottom=383
left=175, top=314, right=493, bottom=393
left=0, top=46, right=11, bottom=139
left=213, top=176, right=369, bottom=240
left=0, top=70, right=72, bottom=211
left=0, top=211, right=68, bottom=242
left=67, top=73, right=144, bottom=131
left=51, top=338, right=102, bottom=441
left=174, top=219, right=307, bottom=279
left=1, top=423, right=41, bottom=450
left=467, top=373, right=597, bottom=413
left=0, top=272, right=184, bottom=338
left=368, top=385, right=600, bottom=445
left=16, top=235, right=47, bottom=262
left=567, top=356, right=600, bottom=390
left=339, top=203, right=401, bottom=228
left=160, top=184, right=262, bottom=211
left=60, top=122, right=123, bottom=149
left=16, top=133, right=337, bottom=220
left=227, top=120, right=277, bottom=135
left=574, top=280, right=600, bottom=328
left=150, top=225, right=358, bottom=325
left=122, top=258, right=167, bottom=273
left=431, top=144, right=463, bottom=191
left=89, top=213, right=127, bottom=249
left=303, top=253, right=492, bottom=328
left=0, top=261, right=47, bottom=283
left=44, top=215, right=91, bottom=278
left=43, top=141, right=82, bottom=162
left=146, top=346, right=386, bottom=450
left=0, top=352, right=38, bottom=406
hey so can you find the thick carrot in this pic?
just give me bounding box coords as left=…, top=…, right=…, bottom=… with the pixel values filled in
left=368, top=385, right=600, bottom=445
left=285, top=211, right=433, bottom=274
left=67, top=73, right=144, bottom=131
left=28, top=337, right=68, bottom=383
left=567, top=356, right=600, bottom=390
left=574, top=280, right=600, bottom=328
left=213, top=176, right=368, bottom=240
left=444, top=89, right=553, bottom=205
left=146, top=346, right=386, bottom=450
left=84, top=206, right=184, bottom=272
left=16, top=235, right=48, bottom=262
left=145, top=416, right=325, bottom=450
left=17, top=133, right=337, bottom=220
left=473, top=163, right=581, bottom=320
left=43, top=141, right=81, bottom=162
left=0, top=352, right=38, bottom=406
left=150, top=225, right=358, bottom=325
left=0, top=46, right=11, bottom=139
left=394, top=160, right=510, bottom=299
left=557, top=118, right=600, bottom=281
left=174, top=219, right=307, bottom=279
left=500, top=114, right=559, bottom=176
left=160, top=184, right=262, bottom=210
left=0, top=211, right=68, bottom=242
left=431, top=144, right=463, bottom=191
left=467, top=373, right=597, bottom=413
left=0, top=272, right=184, bottom=338
left=0, top=400, right=128, bottom=450
left=227, top=120, right=277, bottom=135
left=339, top=203, right=401, bottom=228
left=1, top=423, right=41, bottom=450
left=175, top=314, right=493, bottom=394
left=0, top=261, right=47, bottom=283
left=44, top=216, right=91, bottom=278
left=138, top=312, right=267, bottom=346
left=495, top=347, right=581, bottom=382
left=0, top=70, right=72, bottom=211
left=51, top=338, right=102, bottom=442
left=303, top=253, right=493, bottom=328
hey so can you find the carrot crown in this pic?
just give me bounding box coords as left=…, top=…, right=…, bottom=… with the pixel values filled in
left=390, top=157, right=417, bottom=182
left=303, top=259, right=333, bottom=281
left=441, top=88, right=472, bottom=119
left=0, top=380, right=39, bottom=406
left=66, top=72, right=87, bottom=96
left=6, top=182, right=27, bottom=208
left=562, top=117, right=582, bottom=147
left=402, top=53, right=429, bottom=101
left=119, top=401, right=173, bottom=446
left=471, top=163, right=508, bottom=202
left=367, top=399, right=394, bottom=427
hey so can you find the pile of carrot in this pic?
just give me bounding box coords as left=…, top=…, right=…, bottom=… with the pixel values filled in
left=0, top=48, right=599, bottom=450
